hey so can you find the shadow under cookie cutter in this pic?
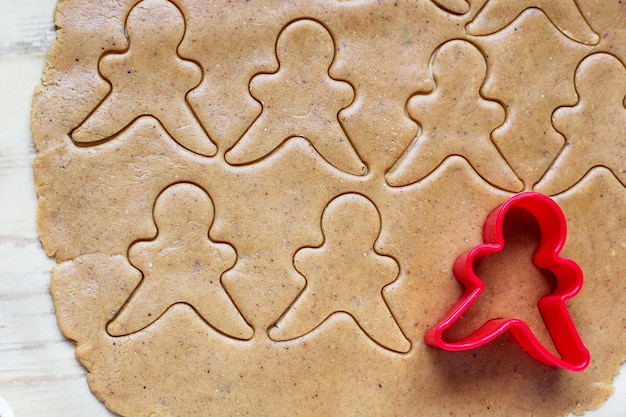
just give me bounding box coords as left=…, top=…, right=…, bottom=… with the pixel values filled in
left=425, top=192, right=590, bottom=371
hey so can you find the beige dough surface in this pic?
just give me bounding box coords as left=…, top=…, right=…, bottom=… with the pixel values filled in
left=32, top=0, right=625, bottom=416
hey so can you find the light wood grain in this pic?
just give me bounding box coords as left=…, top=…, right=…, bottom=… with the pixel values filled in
left=0, top=1, right=623, bottom=416
left=0, top=2, right=116, bottom=415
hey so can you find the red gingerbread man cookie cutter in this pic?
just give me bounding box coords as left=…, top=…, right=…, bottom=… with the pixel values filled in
left=425, top=192, right=590, bottom=371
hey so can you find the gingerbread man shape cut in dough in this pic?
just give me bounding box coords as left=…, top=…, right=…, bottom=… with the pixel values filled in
left=475, top=9, right=590, bottom=188
left=387, top=40, right=522, bottom=192
left=467, top=0, right=599, bottom=45
left=535, top=53, right=626, bottom=193
left=72, top=0, right=217, bottom=156
left=107, top=183, right=252, bottom=340
left=270, top=194, right=410, bottom=353
left=225, top=19, right=367, bottom=176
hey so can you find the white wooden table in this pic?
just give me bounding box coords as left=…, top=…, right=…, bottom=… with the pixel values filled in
left=0, top=2, right=623, bottom=416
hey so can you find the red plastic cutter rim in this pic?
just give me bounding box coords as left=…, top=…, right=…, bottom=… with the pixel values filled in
left=424, top=192, right=590, bottom=372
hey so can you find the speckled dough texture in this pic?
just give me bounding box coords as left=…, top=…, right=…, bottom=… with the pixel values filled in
left=32, top=0, right=625, bottom=416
